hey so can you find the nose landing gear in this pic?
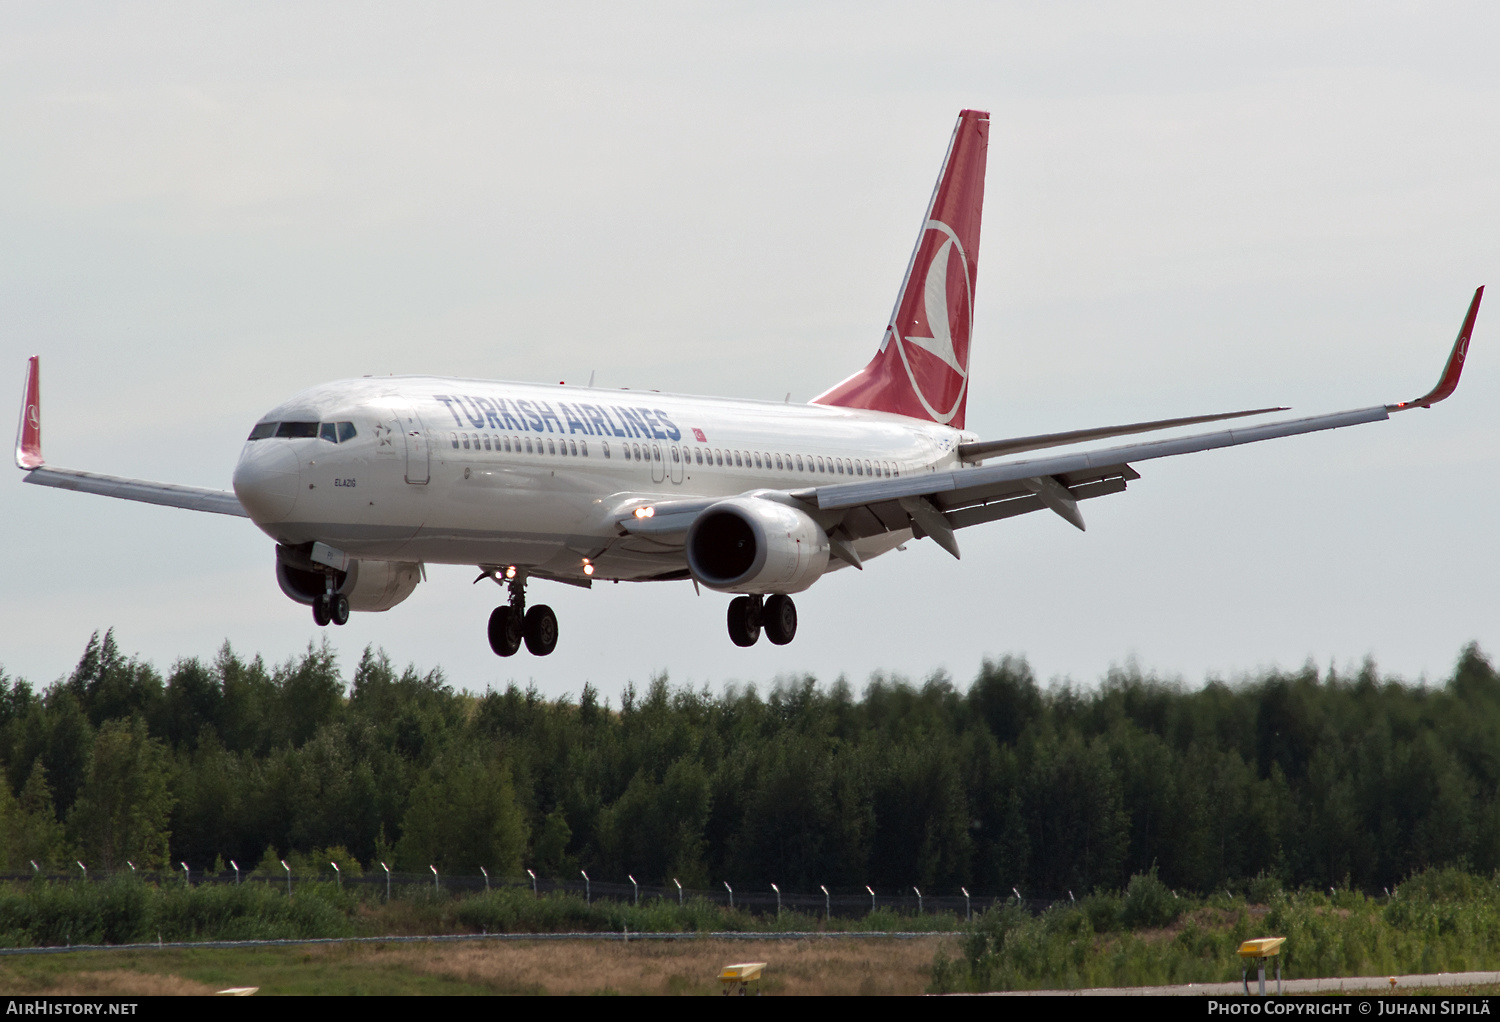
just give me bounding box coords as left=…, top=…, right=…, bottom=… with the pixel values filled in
left=312, top=578, right=350, bottom=627
left=727, top=594, right=798, bottom=647
left=484, top=569, right=558, bottom=657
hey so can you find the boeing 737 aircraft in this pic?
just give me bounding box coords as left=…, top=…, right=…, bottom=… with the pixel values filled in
left=12, top=109, right=1485, bottom=656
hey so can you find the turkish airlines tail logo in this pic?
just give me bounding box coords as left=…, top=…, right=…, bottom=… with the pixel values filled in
left=812, top=109, right=988, bottom=429
left=15, top=355, right=42, bottom=469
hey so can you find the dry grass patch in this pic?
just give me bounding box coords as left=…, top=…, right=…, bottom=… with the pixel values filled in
left=8, top=969, right=218, bottom=996
left=378, top=936, right=958, bottom=995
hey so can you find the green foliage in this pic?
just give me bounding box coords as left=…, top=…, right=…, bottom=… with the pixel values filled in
left=66, top=718, right=173, bottom=870
left=931, top=867, right=1500, bottom=992
left=5, top=635, right=1500, bottom=910
left=0, top=762, right=67, bottom=870
left=1120, top=869, right=1182, bottom=928
left=396, top=756, right=527, bottom=874
left=0, top=875, right=352, bottom=947
left=533, top=808, right=574, bottom=875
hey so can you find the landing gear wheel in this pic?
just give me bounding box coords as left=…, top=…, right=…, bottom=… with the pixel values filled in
left=523, top=604, right=558, bottom=656
left=312, top=596, right=331, bottom=627
left=763, top=595, right=797, bottom=645
left=727, top=595, right=763, bottom=647
left=488, top=605, right=523, bottom=657
left=330, top=594, right=350, bottom=626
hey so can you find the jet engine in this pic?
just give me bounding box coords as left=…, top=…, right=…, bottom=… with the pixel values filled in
left=275, top=545, right=421, bottom=612
left=685, top=496, right=830, bottom=594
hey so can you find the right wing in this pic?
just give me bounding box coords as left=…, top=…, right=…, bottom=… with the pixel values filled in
left=618, top=287, right=1483, bottom=564
left=797, top=286, right=1483, bottom=556
left=15, top=356, right=248, bottom=518
left=955, top=406, right=1288, bottom=463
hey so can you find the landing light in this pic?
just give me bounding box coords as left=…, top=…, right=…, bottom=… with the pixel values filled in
left=582, top=558, right=595, bottom=576
left=505, top=565, right=517, bottom=579
left=633, top=506, right=655, bottom=519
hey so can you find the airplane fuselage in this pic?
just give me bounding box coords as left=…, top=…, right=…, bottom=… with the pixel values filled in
left=232, top=376, right=975, bottom=582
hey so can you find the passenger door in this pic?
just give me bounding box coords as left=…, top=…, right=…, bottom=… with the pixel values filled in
left=388, top=399, right=429, bottom=485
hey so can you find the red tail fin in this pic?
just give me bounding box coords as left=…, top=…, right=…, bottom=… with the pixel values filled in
left=812, top=109, right=989, bottom=429
left=15, top=355, right=42, bottom=469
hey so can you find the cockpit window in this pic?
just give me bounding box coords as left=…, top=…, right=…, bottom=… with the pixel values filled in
left=251, top=420, right=358, bottom=442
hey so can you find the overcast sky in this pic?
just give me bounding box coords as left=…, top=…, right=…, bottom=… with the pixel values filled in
left=3, top=2, right=1499, bottom=698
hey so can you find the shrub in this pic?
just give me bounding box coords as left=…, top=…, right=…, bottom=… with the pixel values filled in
left=1120, top=869, right=1181, bottom=929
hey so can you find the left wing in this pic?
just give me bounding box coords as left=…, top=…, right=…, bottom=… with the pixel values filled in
left=15, top=356, right=248, bottom=518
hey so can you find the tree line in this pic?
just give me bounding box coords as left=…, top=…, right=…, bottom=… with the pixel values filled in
left=2, top=630, right=1498, bottom=897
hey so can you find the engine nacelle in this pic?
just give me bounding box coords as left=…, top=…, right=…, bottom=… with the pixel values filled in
left=276, top=546, right=421, bottom=612
left=686, top=497, right=830, bottom=594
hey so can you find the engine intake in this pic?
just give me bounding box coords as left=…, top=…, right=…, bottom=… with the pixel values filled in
left=686, top=497, right=829, bottom=594
left=275, top=545, right=421, bottom=612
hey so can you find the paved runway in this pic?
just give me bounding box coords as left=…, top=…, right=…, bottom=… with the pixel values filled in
left=994, top=971, right=1500, bottom=995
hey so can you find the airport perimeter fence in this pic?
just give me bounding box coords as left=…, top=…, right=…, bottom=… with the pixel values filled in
left=0, top=868, right=1059, bottom=918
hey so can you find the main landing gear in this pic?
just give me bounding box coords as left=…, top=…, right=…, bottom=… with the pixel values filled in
left=727, top=594, right=797, bottom=647
left=312, top=577, right=350, bottom=627
left=486, top=570, right=558, bottom=657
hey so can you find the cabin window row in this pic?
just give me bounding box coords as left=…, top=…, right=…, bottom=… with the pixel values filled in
left=690, top=447, right=897, bottom=479
left=447, top=432, right=898, bottom=478
left=451, top=432, right=589, bottom=457
left=444, top=429, right=894, bottom=477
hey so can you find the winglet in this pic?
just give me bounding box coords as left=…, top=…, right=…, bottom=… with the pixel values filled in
left=15, top=356, right=42, bottom=469
left=1390, top=286, right=1483, bottom=412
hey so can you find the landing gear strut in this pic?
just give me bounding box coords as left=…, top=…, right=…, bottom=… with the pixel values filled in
left=312, top=576, right=350, bottom=627
left=485, top=570, right=558, bottom=657
left=728, top=594, right=798, bottom=647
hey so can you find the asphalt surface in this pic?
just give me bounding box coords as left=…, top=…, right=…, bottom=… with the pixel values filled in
left=995, top=971, right=1500, bottom=995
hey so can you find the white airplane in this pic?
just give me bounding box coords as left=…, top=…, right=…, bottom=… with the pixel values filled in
left=12, top=110, right=1484, bottom=656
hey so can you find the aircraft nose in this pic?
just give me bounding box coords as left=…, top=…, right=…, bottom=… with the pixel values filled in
left=233, top=442, right=301, bottom=523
